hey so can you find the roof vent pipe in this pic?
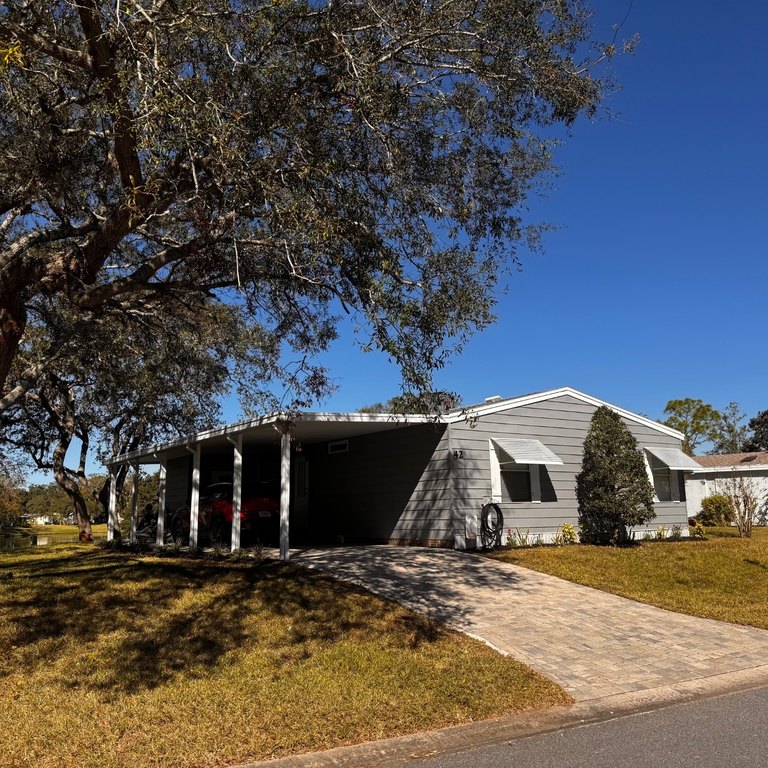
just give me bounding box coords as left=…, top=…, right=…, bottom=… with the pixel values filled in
left=484, top=395, right=503, bottom=404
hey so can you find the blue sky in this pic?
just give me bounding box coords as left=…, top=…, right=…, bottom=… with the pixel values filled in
left=221, top=0, right=766, bottom=425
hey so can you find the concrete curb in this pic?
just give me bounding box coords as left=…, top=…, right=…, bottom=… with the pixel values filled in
left=235, top=665, right=768, bottom=768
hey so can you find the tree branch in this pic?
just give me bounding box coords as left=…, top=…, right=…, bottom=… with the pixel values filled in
left=0, top=18, right=92, bottom=70
left=77, top=1, right=144, bottom=192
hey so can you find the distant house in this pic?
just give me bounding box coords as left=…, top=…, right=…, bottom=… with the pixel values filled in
left=21, top=513, right=51, bottom=526
left=109, top=387, right=698, bottom=557
left=686, top=452, right=768, bottom=518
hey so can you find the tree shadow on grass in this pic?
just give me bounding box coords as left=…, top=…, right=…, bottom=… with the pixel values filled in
left=0, top=547, right=447, bottom=696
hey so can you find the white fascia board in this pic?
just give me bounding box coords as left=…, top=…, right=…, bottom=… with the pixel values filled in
left=110, top=411, right=439, bottom=466
left=447, top=386, right=685, bottom=441
left=688, top=465, right=768, bottom=475
left=296, top=411, right=439, bottom=425
left=109, top=412, right=283, bottom=466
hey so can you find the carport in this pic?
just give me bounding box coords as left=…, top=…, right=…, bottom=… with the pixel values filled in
left=108, top=411, right=434, bottom=560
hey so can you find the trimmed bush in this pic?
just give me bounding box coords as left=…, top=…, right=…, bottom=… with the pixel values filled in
left=576, top=406, right=656, bottom=545
left=699, top=494, right=735, bottom=526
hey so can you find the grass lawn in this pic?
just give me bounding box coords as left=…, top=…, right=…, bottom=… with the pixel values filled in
left=0, top=546, right=569, bottom=768
left=26, top=523, right=108, bottom=537
left=488, top=527, right=768, bottom=630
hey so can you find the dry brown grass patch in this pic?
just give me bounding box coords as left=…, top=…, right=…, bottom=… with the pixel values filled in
left=0, top=545, right=568, bottom=768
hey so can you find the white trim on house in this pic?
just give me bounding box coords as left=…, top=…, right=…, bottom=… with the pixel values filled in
left=447, top=387, right=683, bottom=441
left=688, top=464, right=768, bottom=474
left=111, top=387, right=679, bottom=468
left=110, top=411, right=437, bottom=466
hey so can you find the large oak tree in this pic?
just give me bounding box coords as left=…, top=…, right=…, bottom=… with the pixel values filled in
left=1, top=0, right=610, bottom=404
left=1, top=2, right=620, bottom=532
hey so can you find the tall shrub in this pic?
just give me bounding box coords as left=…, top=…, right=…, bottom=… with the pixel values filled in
left=698, top=495, right=735, bottom=526
left=577, top=406, right=656, bottom=545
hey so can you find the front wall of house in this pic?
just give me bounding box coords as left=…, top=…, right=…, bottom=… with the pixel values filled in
left=448, top=394, right=689, bottom=543
left=308, top=423, right=450, bottom=544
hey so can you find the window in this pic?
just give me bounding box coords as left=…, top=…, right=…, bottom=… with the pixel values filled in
left=643, top=447, right=699, bottom=504
left=489, top=438, right=562, bottom=504
left=328, top=439, right=349, bottom=455
left=652, top=465, right=672, bottom=501
left=500, top=465, right=533, bottom=502
left=647, top=455, right=684, bottom=503
left=488, top=438, right=562, bottom=504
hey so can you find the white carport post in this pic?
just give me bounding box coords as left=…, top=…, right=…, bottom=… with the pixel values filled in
left=188, top=444, right=201, bottom=550
left=228, top=434, right=243, bottom=551
left=107, top=468, right=118, bottom=541
left=156, top=457, right=167, bottom=547
left=129, top=463, right=139, bottom=543
left=279, top=429, right=291, bottom=561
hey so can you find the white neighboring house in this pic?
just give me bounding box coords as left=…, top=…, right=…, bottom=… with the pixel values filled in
left=686, top=452, right=768, bottom=520
left=21, top=513, right=51, bottom=526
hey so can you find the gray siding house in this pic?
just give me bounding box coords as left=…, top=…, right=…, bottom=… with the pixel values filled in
left=109, top=387, right=696, bottom=557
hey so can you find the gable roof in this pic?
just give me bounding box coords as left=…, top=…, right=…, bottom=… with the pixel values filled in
left=112, top=386, right=682, bottom=466
left=446, top=386, right=684, bottom=440
left=693, top=452, right=768, bottom=470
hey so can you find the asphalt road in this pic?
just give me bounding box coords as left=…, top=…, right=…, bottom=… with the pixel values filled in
left=413, top=687, right=768, bottom=768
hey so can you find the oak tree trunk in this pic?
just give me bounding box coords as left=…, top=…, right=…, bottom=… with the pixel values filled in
left=0, top=294, right=26, bottom=393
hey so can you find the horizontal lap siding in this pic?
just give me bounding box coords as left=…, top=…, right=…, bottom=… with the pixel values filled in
left=652, top=502, right=690, bottom=530
left=450, top=394, right=689, bottom=537
left=310, top=424, right=450, bottom=543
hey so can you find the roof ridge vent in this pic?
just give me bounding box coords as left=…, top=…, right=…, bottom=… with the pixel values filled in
left=484, top=395, right=503, bottom=404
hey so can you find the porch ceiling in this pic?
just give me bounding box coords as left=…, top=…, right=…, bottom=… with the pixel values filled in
left=112, top=412, right=437, bottom=465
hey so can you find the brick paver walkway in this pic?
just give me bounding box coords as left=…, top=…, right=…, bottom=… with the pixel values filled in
left=294, top=546, right=768, bottom=701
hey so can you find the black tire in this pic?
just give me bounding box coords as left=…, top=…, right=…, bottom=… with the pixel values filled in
left=208, top=515, right=230, bottom=548
left=170, top=514, right=186, bottom=545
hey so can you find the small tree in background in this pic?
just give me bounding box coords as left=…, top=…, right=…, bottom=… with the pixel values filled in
left=662, top=398, right=722, bottom=455
left=711, top=402, right=749, bottom=455
left=717, top=476, right=765, bottom=538
left=744, top=410, right=768, bottom=452
left=0, top=476, right=23, bottom=531
left=577, top=406, right=655, bottom=545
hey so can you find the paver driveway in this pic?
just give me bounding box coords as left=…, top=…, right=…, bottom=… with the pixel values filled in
left=294, top=546, right=768, bottom=701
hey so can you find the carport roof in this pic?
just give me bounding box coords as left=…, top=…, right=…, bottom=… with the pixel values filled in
left=112, top=386, right=684, bottom=467
left=110, top=411, right=440, bottom=466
